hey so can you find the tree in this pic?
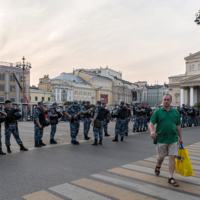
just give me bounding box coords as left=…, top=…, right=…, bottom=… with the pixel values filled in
left=194, top=102, right=200, bottom=109
left=64, top=101, right=73, bottom=106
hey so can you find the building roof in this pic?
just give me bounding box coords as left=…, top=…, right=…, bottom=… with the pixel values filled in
left=89, top=73, right=112, bottom=81
left=43, top=73, right=91, bottom=85
left=116, top=78, right=138, bottom=86
left=168, top=74, right=185, bottom=78
left=30, top=89, right=52, bottom=94
left=145, top=84, right=169, bottom=89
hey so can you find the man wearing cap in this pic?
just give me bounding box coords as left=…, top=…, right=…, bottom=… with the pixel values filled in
left=81, top=101, right=93, bottom=140
left=91, top=101, right=107, bottom=145
left=132, top=102, right=138, bottom=132
left=3, top=100, right=28, bottom=153
left=112, top=100, right=128, bottom=142
left=102, top=102, right=110, bottom=137
left=66, top=100, right=82, bottom=145
left=34, top=101, right=47, bottom=147
left=124, top=103, right=132, bottom=136
left=49, top=102, right=60, bottom=144
left=180, top=104, right=187, bottom=128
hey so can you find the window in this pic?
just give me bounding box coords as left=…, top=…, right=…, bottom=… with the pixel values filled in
left=21, top=98, right=24, bottom=103
left=0, top=84, right=4, bottom=91
left=10, top=74, right=15, bottom=82
left=93, top=81, right=95, bottom=85
left=0, top=74, right=5, bottom=81
left=20, top=76, right=25, bottom=82
left=101, top=82, right=103, bottom=86
left=79, top=91, right=82, bottom=95
left=0, top=97, right=4, bottom=102
left=10, top=97, right=15, bottom=102
left=108, top=83, right=110, bottom=87
left=35, top=96, right=38, bottom=101
left=97, top=82, right=99, bottom=86
left=193, top=65, right=195, bottom=70
left=93, top=93, right=95, bottom=96
left=42, top=97, right=44, bottom=101
left=84, top=92, right=87, bottom=95
left=104, top=83, right=106, bottom=87
left=74, top=91, right=78, bottom=95
left=10, top=85, right=15, bottom=93
left=88, top=92, right=91, bottom=96
left=199, top=64, right=200, bottom=70
left=48, top=97, right=50, bottom=101
left=190, top=65, right=192, bottom=71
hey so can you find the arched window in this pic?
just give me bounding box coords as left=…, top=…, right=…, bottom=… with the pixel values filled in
left=61, top=90, right=67, bottom=102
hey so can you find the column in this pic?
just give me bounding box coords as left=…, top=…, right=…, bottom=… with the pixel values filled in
left=59, top=88, right=61, bottom=101
left=184, top=89, right=188, bottom=105
left=190, top=87, right=194, bottom=106
left=180, top=88, right=184, bottom=106
left=55, top=88, right=57, bottom=101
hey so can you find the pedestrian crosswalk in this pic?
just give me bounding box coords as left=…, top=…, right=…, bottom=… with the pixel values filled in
left=23, top=142, right=200, bottom=200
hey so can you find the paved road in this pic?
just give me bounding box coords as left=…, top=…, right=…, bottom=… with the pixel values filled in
left=0, top=121, right=200, bottom=200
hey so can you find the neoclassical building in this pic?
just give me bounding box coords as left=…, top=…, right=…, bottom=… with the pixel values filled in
left=168, top=51, right=200, bottom=106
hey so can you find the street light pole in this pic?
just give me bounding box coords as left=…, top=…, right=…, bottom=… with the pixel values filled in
left=16, top=56, right=31, bottom=103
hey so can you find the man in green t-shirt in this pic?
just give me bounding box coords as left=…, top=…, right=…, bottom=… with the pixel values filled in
left=149, top=94, right=183, bottom=187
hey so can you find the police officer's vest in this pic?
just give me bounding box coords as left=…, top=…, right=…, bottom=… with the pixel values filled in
left=126, top=108, right=131, bottom=117
left=104, top=108, right=109, bottom=119
left=50, top=108, right=59, bottom=124
left=118, top=106, right=127, bottom=119
left=4, top=108, right=16, bottom=125
left=133, top=106, right=136, bottom=115
left=191, top=109, right=195, bottom=117
left=96, top=107, right=107, bottom=121
left=141, top=107, right=146, bottom=115
left=136, top=108, right=142, bottom=117
left=34, top=108, right=45, bottom=125
left=83, top=105, right=90, bottom=117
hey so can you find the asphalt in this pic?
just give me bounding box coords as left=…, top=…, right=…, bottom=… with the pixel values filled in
left=0, top=121, right=199, bottom=200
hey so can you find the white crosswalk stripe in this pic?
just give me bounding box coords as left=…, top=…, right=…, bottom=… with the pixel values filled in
left=189, top=145, right=200, bottom=148
left=92, top=172, right=200, bottom=200
left=49, top=183, right=111, bottom=200
left=121, top=164, right=200, bottom=185
left=144, top=157, right=200, bottom=171
left=188, top=149, right=200, bottom=153
left=189, top=155, right=200, bottom=160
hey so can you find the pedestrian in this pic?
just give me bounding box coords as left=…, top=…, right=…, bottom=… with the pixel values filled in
left=91, top=101, right=107, bottom=146
left=112, top=100, right=127, bottom=142
left=33, top=101, right=46, bottom=147
left=102, top=102, right=110, bottom=137
left=124, top=103, right=132, bottom=136
left=66, top=100, right=82, bottom=145
left=180, top=104, right=187, bottom=128
left=0, top=110, right=7, bottom=155
left=135, top=103, right=143, bottom=132
left=132, top=102, right=138, bottom=132
left=149, top=94, right=183, bottom=187
left=3, top=100, right=28, bottom=153
left=81, top=101, right=93, bottom=140
left=49, top=102, right=60, bottom=144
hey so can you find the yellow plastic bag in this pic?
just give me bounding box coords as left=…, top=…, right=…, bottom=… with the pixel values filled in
left=175, top=145, right=193, bottom=176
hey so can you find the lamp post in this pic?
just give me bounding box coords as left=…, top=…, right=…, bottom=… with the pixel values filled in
left=16, top=56, right=31, bottom=103
left=194, top=10, right=200, bottom=25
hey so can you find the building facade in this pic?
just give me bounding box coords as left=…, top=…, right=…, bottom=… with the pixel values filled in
left=168, top=51, right=200, bottom=106
left=38, top=72, right=113, bottom=106
left=142, top=84, right=169, bottom=107
left=0, top=61, right=30, bottom=103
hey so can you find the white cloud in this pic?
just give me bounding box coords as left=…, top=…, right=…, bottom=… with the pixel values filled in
left=0, top=0, right=200, bottom=86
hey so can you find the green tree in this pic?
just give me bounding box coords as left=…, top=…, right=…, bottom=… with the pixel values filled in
left=64, top=101, right=73, bottom=106
left=194, top=102, right=200, bottom=109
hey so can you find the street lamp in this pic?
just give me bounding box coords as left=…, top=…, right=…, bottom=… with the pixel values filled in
left=16, top=56, right=31, bottom=103
left=194, top=9, right=200, bottom=25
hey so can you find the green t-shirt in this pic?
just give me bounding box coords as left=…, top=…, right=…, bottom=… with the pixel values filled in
left=150, top=107, right=181, bottom=144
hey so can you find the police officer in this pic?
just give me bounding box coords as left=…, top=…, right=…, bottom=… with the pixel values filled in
left=141, top=103, right=147, bottom=131
left=112, top=100, right=127, bottom=142
left=49, top=102, right=61, bottom=144
left=180, top=104, right=187, bottom=128
left=194, top=107, right=199, bottom=127
left=124, top=103, right=132, bottom=136
left=91, top=101, right=107, bottom=146
left=132, top=102, right=138, bottom=132
left=66, top=100, right=82, bottom=145
left=102, top=102, right=110, bottom=137
left=146, top=103, right=152, bottom=129
left=0, top=110, right=7, bottom=155
left=187, top=106, right=191, bottom=127
left=81, top=101, right=93, bottom=140
left=3, top=100, right=28, bottom=153
left=34, top=101, right=47, bottom=147
left=177, top=106, right=181, bottom=121
left=135, top=103, right=143, bottom=132
left=190, top=106, right=195, bottom=127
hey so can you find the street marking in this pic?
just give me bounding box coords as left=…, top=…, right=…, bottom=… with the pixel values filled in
left=122, top=164, right=200, bottom=186
left=187, top=152, right=200, bottom=157
left=163, top=156, right=200, bottom=165
left=144, top=157, right=200, bottom=171
left=189, top=145, right=200, bottom=148
left=133, top=160, right=200, bottom=177
left=49, top=183, right=110, bottom=200
left=23, top=190, right=63, bottom=200
left=186, top=146, right=200, bottom=150
left=72, top=178, right=156, bottom=200
left=92, top=173, right=200, bottom=200
left=188, top=149, right=200, bottom=153
left=108, top=167, right=200, bottom=195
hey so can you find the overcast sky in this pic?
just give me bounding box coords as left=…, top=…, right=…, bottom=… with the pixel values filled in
left=0, top=0, right=200, bottom=86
